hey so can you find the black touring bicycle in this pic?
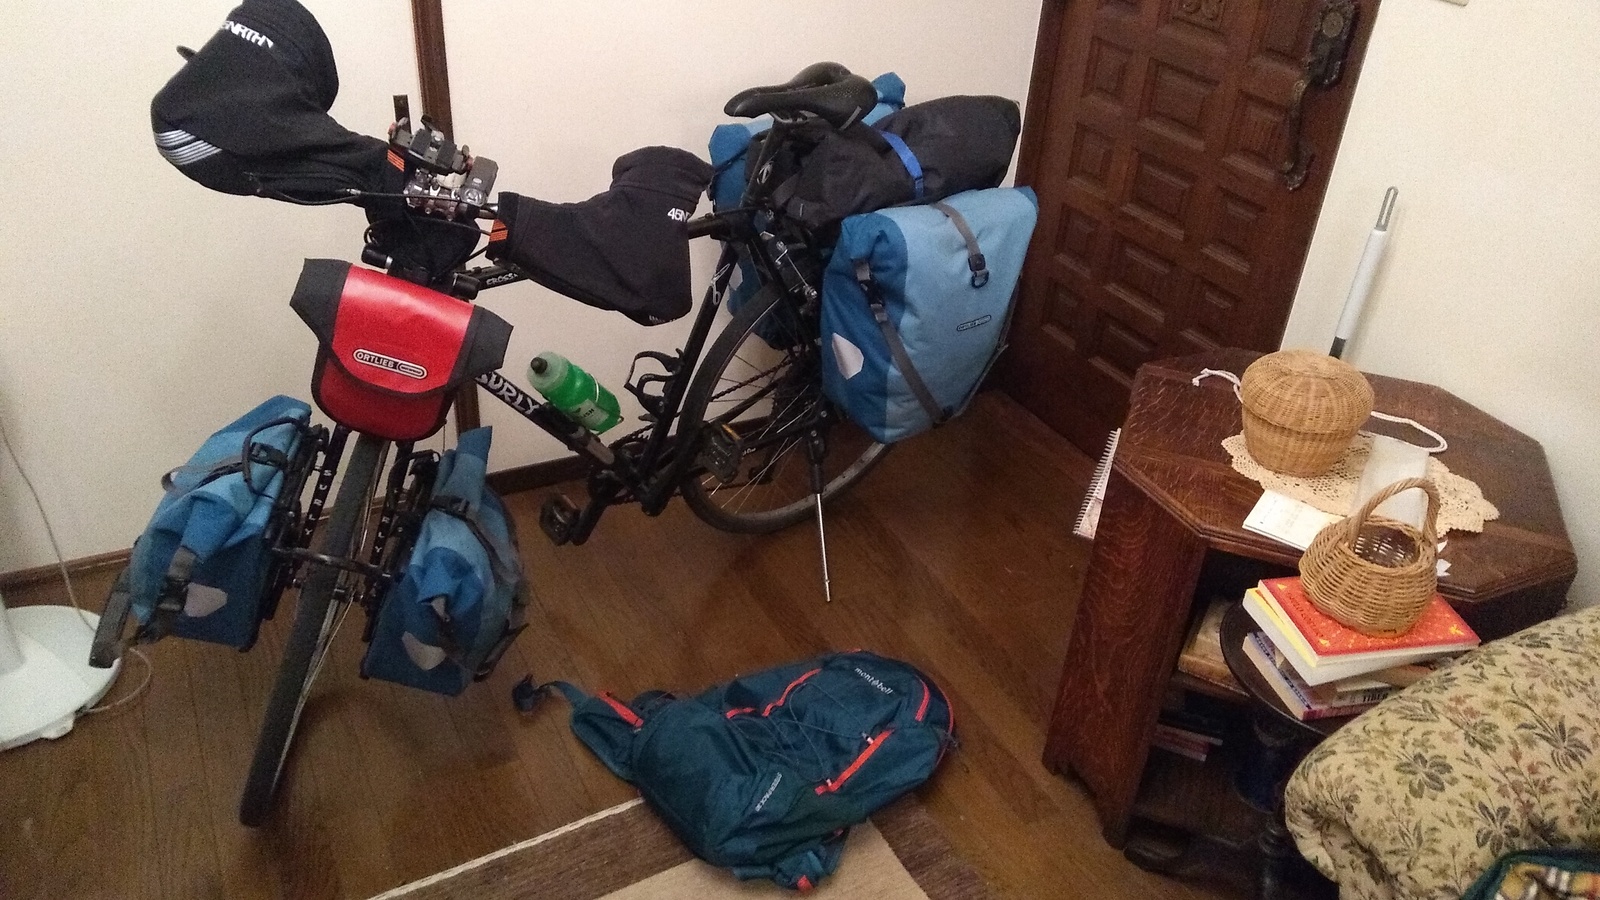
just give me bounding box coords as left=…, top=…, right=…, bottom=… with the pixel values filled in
left=94, top=0, right=1026, bottom=827
left=96, top=30, right=901, bottom=827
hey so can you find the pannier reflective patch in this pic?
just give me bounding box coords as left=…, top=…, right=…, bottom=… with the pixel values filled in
left=831, top=334, right=865, bottom=380
left=184, top=584, right=228, bottom=618
left=402, top=632, right=447, bottom=671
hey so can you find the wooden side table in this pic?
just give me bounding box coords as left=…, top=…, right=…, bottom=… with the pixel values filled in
left=1044, top=349, right=1576, bottom=848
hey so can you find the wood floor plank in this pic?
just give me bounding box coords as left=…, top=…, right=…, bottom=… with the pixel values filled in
left=0, top=392, right=1253, bottom=900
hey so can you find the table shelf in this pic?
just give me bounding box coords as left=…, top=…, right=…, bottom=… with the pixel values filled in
left=1135, top=738, right=1266, bottom=850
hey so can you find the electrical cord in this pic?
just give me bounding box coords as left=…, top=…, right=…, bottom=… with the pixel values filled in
left=0, top=414, right=151, bottom=714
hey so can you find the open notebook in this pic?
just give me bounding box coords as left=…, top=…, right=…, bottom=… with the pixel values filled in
left=1071, top=429, right=1120, bottom=540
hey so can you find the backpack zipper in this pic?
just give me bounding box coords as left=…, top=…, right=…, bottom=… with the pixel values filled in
left=724, top=667, right=825, bottom=719
left=815, top=729, right=894, bottom=795
left=598, top=691, right=644, bottom=729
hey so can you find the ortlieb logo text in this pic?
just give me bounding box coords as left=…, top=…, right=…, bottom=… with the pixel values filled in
left=956, top=315, right=993, bottom=333
left=353, top=349, right=427, bottom=380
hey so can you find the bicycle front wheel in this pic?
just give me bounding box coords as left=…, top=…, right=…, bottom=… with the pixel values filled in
left=678, top=285, right=888, bottom=534
left=238, top=431, right=385, bottom=827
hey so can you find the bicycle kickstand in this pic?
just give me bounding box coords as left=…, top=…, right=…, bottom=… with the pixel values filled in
left=805, top=430, right=832, bottom=603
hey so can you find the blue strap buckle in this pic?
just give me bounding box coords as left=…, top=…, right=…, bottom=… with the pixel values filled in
left=877, top=130, right=924, bottom=201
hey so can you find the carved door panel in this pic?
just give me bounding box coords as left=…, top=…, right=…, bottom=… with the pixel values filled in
left=999, top=0, right=1378, bottom=453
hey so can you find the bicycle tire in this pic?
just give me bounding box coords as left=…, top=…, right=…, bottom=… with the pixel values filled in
left=678, top=285, right=888, bottom=534
left=238, top=432, right=385, bottom=827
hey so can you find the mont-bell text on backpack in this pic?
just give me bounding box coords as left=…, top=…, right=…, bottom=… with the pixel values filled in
left=527, top=352, right=622, bottom=434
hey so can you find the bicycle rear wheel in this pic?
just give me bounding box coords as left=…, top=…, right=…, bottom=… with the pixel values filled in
left=238, top=431, right=385, bottom=827
left=678, top=285, right=888, bottom=534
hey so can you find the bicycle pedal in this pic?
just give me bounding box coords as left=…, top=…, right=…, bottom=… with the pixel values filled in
left=697, top=423, right=744, bottom=484
left=539, top=494, right=580, bottom=546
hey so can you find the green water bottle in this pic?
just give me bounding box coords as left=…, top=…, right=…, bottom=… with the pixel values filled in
left=527, top=352, right=622, bottom=435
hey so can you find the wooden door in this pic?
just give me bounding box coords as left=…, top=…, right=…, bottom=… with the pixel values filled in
left=998, top=0, right=1379, bottom=453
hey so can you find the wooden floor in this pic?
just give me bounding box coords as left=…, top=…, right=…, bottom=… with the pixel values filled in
left=0, top=392, right=1246, bottom=900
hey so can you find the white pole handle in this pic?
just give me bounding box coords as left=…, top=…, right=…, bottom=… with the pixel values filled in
left=1330, top=187, right=1398, bottom=358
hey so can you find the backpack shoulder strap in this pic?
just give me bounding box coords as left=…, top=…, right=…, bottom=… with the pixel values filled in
left=512, top=678, right=648, bottom=783
left=729, top=832, right=848, bottom=892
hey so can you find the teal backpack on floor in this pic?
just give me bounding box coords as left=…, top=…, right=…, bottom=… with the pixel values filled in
left=821, top=186, right=1037, bottom=443
left=361, top=426, right=528, bottom=696
left=520, top=650, right=956, bottom=891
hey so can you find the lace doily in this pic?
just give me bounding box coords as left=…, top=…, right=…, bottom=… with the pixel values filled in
left=1223, top=432, right=1499, bottom=534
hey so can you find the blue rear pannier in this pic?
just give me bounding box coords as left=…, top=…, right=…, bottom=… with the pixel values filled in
left=708, top=73, right=906, bottom=319
left=126, top=395, right=314, bottom=649
left=821, top=187, right=1038, bottom=443
left=360, top=426, right=527, bottom=696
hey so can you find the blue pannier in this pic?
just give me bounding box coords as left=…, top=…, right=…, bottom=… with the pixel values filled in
left=708, top=72, right=906, bottom=319
left=820, top=187, right=1038, bottom=443
left=125, top=395, right=314, bottom=649
left=360, top=426, right=527, bottom=696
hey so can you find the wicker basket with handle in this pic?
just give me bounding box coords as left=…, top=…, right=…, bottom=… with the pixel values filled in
left=1299, top=477, right=1441, bottom=637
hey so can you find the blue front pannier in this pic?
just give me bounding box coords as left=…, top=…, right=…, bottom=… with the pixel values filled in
left=361, top=426, right=527, bottom=696
left=125, top=395, right=315, bottom=649
left=820, top=187, right=1038, bottom=443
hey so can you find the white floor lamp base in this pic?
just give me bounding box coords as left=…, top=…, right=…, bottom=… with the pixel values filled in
left=0, top=605, right=120, bottom=752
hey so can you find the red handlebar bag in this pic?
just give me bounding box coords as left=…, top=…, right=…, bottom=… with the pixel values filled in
left=289, top=259, right=511, bottom=442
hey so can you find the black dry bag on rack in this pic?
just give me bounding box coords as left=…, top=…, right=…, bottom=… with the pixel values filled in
left=753, top=94, right=1022, bottom=231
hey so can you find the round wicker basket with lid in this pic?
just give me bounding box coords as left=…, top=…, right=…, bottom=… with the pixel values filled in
left=1240, top=349, right=1374, bottom=476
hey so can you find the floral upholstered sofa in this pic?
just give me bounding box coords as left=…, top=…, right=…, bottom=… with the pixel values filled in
left=1285, top=604, right=1600, bottom=900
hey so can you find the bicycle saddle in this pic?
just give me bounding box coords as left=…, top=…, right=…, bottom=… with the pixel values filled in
left=723, top=62, right=879, bottom=129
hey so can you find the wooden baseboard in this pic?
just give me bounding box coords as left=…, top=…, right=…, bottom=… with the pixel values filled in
left=486, top=454, right=589, bottom=497
left=0, top=549, right=130, bottom=594
left=0, top=456, right=585, bottom=592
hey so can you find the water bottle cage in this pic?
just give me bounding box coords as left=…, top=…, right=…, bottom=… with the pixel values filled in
left=625, top=350, right=681, bottom=421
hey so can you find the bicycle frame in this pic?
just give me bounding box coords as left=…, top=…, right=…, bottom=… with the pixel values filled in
left=455, top=226, right=785, bottom=546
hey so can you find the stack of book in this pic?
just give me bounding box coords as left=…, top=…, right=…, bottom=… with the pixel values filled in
left=1151, top=694, right=1232, bottom=762
left=1241, top=575, right=1479, bottom=721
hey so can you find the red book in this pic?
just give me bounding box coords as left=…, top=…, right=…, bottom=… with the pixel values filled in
left=1258, top=575, right=1479, bottom=661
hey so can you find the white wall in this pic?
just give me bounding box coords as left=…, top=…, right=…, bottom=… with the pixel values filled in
left=1286, top=0, right=1600, bottom=606
left=0, top=0, right=1041, bottom=573
left=9, top=1, right=1594, bottom=615
left=440, top=0, right=1043, bottom=469
left=0, top=3, right=420, bottom=574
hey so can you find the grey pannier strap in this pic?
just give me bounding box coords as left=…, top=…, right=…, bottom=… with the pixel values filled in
left=852, top=259, right=949, bottom=428
left=929, top=201, right=988, bottom=287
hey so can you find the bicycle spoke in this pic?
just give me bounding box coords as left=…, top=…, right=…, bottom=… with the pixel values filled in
left=679, top=272, right=888, bottom=534
left=722, top=432, right=805, bottom=513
